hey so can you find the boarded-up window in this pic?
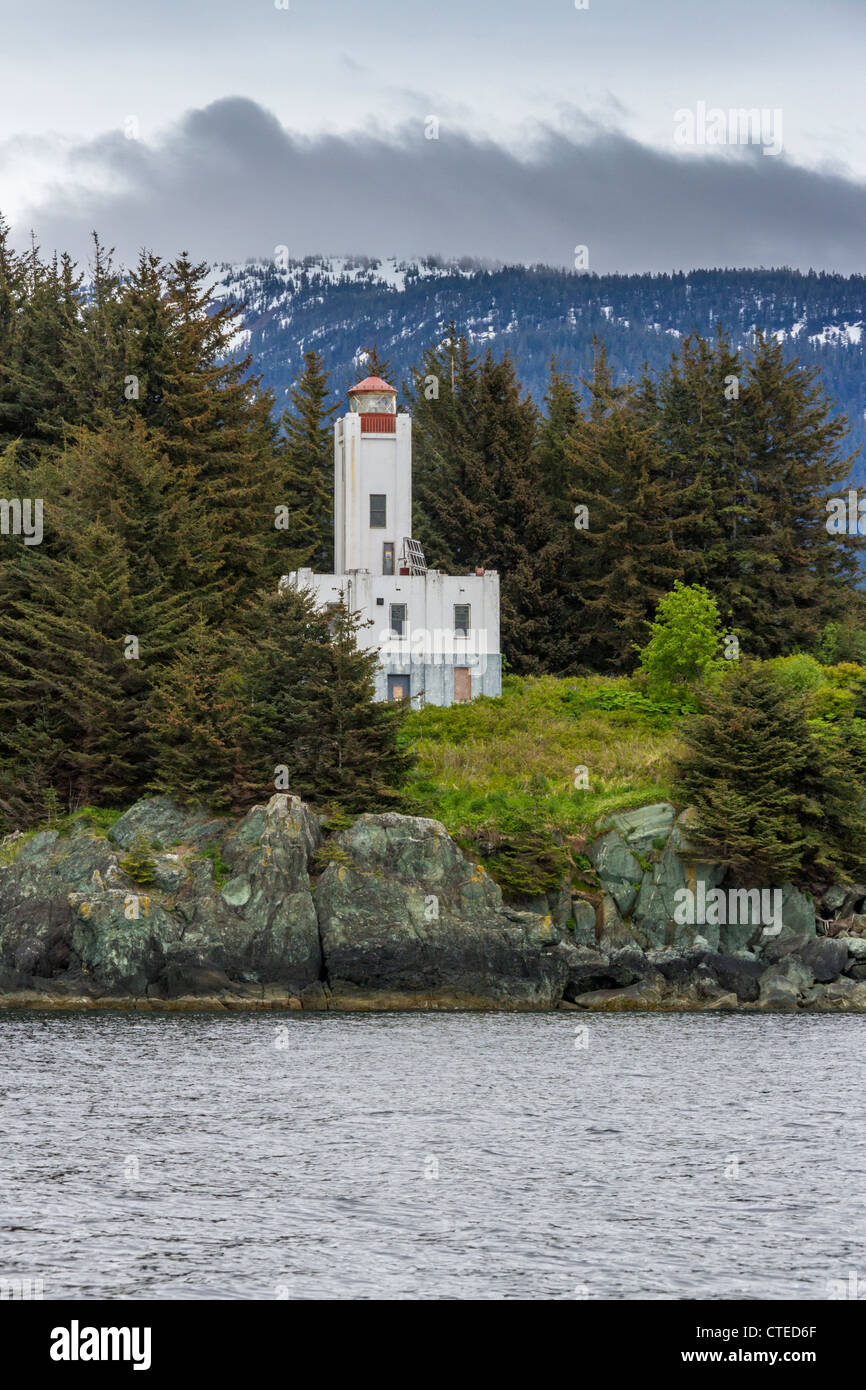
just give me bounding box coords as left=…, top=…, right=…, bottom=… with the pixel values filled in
left=454, top=667, right=471, bottom=703
left=388, top=675, right=409, bottom=702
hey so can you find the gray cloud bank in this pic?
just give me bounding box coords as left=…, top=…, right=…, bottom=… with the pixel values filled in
left=8, top=97, right=866, bottom=274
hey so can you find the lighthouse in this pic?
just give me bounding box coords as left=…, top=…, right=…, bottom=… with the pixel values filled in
left=284, top=374, right=502, bottom=706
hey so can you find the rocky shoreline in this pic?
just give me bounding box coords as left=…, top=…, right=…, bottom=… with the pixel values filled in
left=1, top=794, right=865, bottom=1013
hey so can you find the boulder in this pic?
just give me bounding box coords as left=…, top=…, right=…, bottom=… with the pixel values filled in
left=108, top=797, right=227, bottom=851
left=701, top=951, right=764, bottom=1002
left=571, top=897, right=597, bottom=946
left=759, top=884, right=818, bottom=961
left=571, top=980, right=666, bottom=1011
left=705, top=992, right=739, bottom=1010
left=602, top=803, right=676, bottom=854
left=597, top=892, right=635, bottom=950
left=799, top=937, right=849, bottom=983
left=589, top=830, right=643, bottom=885
left=560, top=945, right=621, bottom=1000
left=647, top=947, right=693, bottom=987
left=758, top=956, right=812, bottom=1009
left=314, top=813, right=567, bottom=1008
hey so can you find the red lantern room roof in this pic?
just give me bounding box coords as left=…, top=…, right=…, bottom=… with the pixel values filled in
left=348, top=375, right=396, bottom=394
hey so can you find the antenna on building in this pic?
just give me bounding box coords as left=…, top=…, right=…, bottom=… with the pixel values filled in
left=400, top=538, right=427, bottom=576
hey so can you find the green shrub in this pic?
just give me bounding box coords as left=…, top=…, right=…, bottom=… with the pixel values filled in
left=767, top=652, right=825, bottom=697
left=201, top=842, right=231, bottom=887
left=637, top=582, right=724, bottom=700
left=119, top=834, right=157, bottom=886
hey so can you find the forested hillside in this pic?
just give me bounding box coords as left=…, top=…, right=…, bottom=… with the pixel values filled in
left=214, top=257, right=866, bottom=475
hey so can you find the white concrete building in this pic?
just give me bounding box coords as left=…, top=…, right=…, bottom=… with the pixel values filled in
left=284, top=374, right=502, bottom=707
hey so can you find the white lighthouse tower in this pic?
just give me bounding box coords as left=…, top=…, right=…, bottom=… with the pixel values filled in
left=285, top=374, right=502, bottom=707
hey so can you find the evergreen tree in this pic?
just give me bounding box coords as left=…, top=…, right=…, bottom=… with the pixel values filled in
left=214, top=587, right=413, bottom=812
left=406, top=327, right=479, bottom=573
left=359, top=343, right=392, bottom=381
left=730, top=333, right=862, bottom=656
left=279, top=350, right=337, bottom=570
left=0, top=520, right=172, bottom=817
left=567, top=398, right=688, bottom=672
left=306, top=598, right=414, bottom=811
left=676, top=661, right=865, bottom=882
left=148, top=617, right=246, bottom=809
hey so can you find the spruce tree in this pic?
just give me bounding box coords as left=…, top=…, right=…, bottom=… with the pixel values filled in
left=676, top=661, right=865, bottom=882
left=148, top=617, right=246, bottom=809
left=279, top=350, right=337, bottom=571
left=567, top=399, right=688, bottom=672
left=306, top=598, right=414, bottom=811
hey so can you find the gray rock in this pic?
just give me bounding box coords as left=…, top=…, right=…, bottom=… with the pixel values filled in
left=17, top=830, right=60, bottom=864
left=759, top=884, right=818, bottom=961
left=607, top=945, right=660, bottom=987
left=647, top=947, right=692, bottom=987
left=589, top=830, right=643, bottom=885
left=705, top=992, right=739, bottom=1010
left=597, top=892, right=635, bottom=950
left=759, top=956, right=812, bottom=1008
left=821, top=885, right=847, bottom=914
left=70, top=889, right=183, bottom=994
left=314, top=813, right=567, bottom=1007
left=109, top=797, right=226, bottom=851
left=822, top=976, right=866, bottom=1006
left=603, top=803, right=676, bottom=854
left=572, top=980, right=666, bottom=1010
left=1, top=794, right=323, bottom=998
left=631, top=840, right=690, bottom=949
left=571, top=897, right=597, bottom=946
left=701, top=952, right=765, bottom=1002
left=799, top=937, right=848, bottom=983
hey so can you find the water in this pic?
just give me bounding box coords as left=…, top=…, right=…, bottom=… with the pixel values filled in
left=0, top=1011, right=863, bottom=1300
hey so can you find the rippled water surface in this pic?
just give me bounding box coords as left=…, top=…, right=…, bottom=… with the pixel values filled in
left=1, top=1011, right=863, bottom=1299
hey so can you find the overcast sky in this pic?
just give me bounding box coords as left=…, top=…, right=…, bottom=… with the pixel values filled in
left=2, top=0, right=865, bottom=272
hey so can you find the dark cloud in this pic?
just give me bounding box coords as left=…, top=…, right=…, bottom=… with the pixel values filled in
left=10, top=97, right=866, bottom=274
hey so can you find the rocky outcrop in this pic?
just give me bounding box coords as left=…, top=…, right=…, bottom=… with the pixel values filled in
left=314, top=813, right=567, bottom=1009
left=2, top=795, right=866, bottom=1012
left=0, top=796, right=566, bottom=1010
left=0, top=796, right=323, bottom=1007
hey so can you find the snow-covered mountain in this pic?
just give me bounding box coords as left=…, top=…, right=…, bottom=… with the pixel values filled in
left=211, top=256, right=866, bottom=467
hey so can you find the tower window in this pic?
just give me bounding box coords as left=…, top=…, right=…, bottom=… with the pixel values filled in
left=454, top=604, right=471, bottom=636
left=370, top=494, right=387, bottom=528
left=383, top=542, right=395, bottom=575
left=390, top=603, right=407, bottom=637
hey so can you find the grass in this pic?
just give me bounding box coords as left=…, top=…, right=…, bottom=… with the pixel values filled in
left=201, top=842, right=232, bottom=888
left=399, top=674, right=682, bottom=896
left=0, top=806, right=125, bottom=867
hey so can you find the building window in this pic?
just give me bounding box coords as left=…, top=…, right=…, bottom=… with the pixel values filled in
left=454, top=668, right=471, bottom=703
left=388, top=674, right=410, bottom=702
left=390, top=603, right=407, bottom=637
left=370, top=494, right=387, bottom=528
left=454, top=603, right=471, bottom=636
left=383, top=542, right=395, bottom=575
